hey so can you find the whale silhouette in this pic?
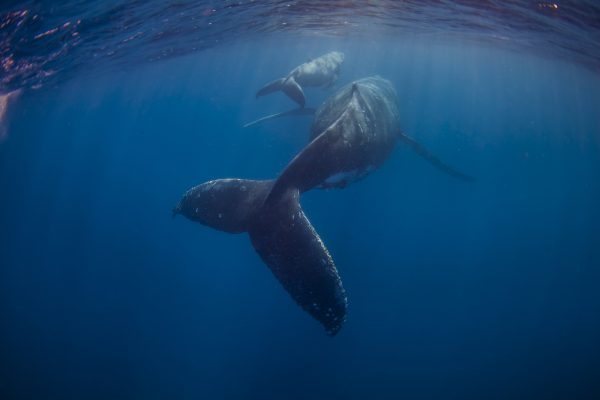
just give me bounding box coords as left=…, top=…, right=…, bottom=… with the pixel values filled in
left=174, top=77, right=473, bottom=335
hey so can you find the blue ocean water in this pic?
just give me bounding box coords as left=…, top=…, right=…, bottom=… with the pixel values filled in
left=1, top=2, right=600, bottom=399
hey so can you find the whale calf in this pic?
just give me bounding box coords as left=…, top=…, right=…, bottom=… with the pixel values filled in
left=255, top=51, right=344, bottom=108
left=174, top=77, right=472, bottom=335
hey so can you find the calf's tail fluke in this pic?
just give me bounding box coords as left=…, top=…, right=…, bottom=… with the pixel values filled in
left=174, top=178, right=347, bottom=335
left=256, top=76, right=306, bottom=108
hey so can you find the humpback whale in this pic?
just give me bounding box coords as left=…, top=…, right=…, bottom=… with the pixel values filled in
left=256, top=51, right=344, bottom=108
left=174, top=76, right=472, bottom=335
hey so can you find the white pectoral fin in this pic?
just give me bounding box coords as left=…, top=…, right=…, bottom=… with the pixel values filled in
left=400, top=132, right=476, bottom=182
left=243, top=107, right=316, bottom=128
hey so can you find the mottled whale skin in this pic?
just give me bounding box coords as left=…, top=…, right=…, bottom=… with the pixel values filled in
left=174, top=76, right=472, bottom=335
left=255, top=51, right=344, bottom=108
left=268, top=76, right=401, bottom=195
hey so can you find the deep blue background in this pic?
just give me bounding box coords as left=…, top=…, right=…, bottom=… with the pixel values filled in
left=1, top=38, right=600, bottom=399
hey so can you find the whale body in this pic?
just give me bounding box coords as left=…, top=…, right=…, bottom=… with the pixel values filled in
left=255, top=51, right=344, bottom=108
left=174, top=76, right=473, bottom=335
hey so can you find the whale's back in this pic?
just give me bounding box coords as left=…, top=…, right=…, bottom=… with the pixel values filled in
left=310, top=76, right=400, bottom=142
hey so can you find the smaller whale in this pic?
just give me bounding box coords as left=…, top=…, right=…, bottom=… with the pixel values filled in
left=256, top=51, right=344, bottom=108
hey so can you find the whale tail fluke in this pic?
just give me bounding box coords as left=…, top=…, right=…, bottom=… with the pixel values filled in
left=248, top=187, right=347, bottom=336
left=399, top=133, right=476, bottom=182
left=243, top=107, right=316, bottom=128
left=256, top=78, right=286, bottom=98
left=173, top=178, right=347, bottom=335
left=256, top=76, right=306, bottom=108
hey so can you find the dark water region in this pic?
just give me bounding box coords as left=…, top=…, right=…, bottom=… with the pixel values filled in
left=1, top=2, right=600, bottom=400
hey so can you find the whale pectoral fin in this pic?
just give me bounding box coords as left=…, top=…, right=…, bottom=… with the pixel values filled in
left=248, top=189, right=347, bottom=336
left=243, top=107, right=316, bottom=128
left=281, top=76, right=306, bottom=108
left=256, top=78, right=286, bottom=98
left=400, top=132, right=476, bottom=182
